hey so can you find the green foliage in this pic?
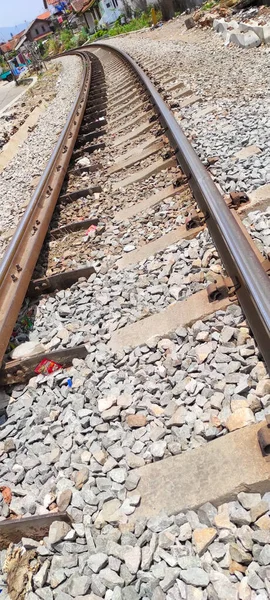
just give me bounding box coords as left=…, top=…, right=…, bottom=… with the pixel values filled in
left=47, top=36, right=61, bottom=55
left=89, top=11, right=151, bottom=41
left=43, top=25, right=90, bottom=55
left=0, top=55, right=8, bottom=70
left=201, top=0, right=218, bottom=10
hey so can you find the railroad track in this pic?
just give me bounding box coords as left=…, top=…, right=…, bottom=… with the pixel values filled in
left=0, top=43, right=269, bottom=381
left=0, top=42, right=270, bottom=597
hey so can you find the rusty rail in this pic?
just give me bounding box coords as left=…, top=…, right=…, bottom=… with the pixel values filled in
left=0, top=43, right=269, bottom=373
left=0, top=51, right=92, bottom=365
left=89, top=42, right=270, bottom=370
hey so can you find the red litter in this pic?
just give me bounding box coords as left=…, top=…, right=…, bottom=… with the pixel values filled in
left=34, top=359, right=62, bottom=375
left=86, top=224, right=97, bottom=234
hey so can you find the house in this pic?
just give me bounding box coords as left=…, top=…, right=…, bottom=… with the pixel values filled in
left=15, top=18, right=53, bottom=52
left=23, top=18, right=52, bottom=42
left=71, top=0, right=122, bottom=32
left=0, top=30, right=25, bottom=55
left=36, top=10, right=52, bottom=20
left=44, top=0, right=70, bottom=16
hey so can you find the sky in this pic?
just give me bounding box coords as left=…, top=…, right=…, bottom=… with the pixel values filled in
left=0, top=0, right=45, bottom=27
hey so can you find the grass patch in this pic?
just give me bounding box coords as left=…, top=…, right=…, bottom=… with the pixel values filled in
left=89, top=12, right=153, bottom=42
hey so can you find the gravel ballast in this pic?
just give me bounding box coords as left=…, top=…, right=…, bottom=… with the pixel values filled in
left=0, top=56, right=82, bottom=260
left=0, top=36, right=270, bottom=600
left=108, top=18, right=270, bottom=202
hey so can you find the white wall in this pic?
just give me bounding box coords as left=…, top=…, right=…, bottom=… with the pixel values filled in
left=99, top=0, right=122, bottom=25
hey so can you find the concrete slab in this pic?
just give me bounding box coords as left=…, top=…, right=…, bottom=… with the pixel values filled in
left=110, top=101, right=147, bottom=126
left=109, top=82, right=135, bottom=101
left=177, top=89, right=193, bottom=99
left=131, top=423, right=270, bottom=519
left=108, top=140, right=164, bottom=175
left=109, top=82, right=135, bottom=100
left=112, top=157, right=177, bottom=191
left=110, top=96, right=145, bottom=118
left=161, top=76, right=176, bottom=85
left=180, top=94, right=201, bottom=109
left=109, top=88, right=137, bottom=109
left=115, top=184, right=181, bottom=222
left=109, top=289, right=230, bottom=351
left=116, top=224, right=204, bottom=269
left=192, top=105, right=215, bottom=122
left=111, top=113, right=148, bottom=136
left=112, top=121, right=153, bottom=147
left=0, top=103, right=45, bottom=173
left=111, top=135, right=160, bottom=163
left=243, top=184, right=270, bottom=213
left=166, top=81, right=185, bottom=93
left=234, top=145, right=261, bottom=160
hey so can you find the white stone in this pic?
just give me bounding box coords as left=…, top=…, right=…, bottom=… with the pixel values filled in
left=263, top=26, right=270, bottom=44
left=230, top=30, right=261, bottom=49
left=10, top=340, right=45, bottom=359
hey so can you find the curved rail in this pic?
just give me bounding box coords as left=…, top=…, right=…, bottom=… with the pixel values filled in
left=88, top=42, right=270, bottom=370
left=0, top=51, right=92, bottom=365
left=0, top=43, right=269, bottom=372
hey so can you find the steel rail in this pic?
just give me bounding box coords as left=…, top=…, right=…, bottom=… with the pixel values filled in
left=0, top=51, right=92, bottom=365
left=87, top=42, right=270, bottom=370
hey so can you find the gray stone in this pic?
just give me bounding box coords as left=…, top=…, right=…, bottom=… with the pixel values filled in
left=186, top=586, right=204, bottom=600
left=36, top=589, right=53, bottom=600
left=179, top=522, right=192, bottom=541
left=158, top=548, right=177, bottom=568
left=124, top=546, right=141, bottom=574
left=150, top=441, right=166, bottom=459
left=88, top=552, right=108, bottom=573
left=229, top=503, right=251, bottom=525
left=49, top=569, right=66, bottom=589
left=229, top=542, right=252, bottom=565
left=210, top=570, right=237, bottom=599
left=109, top=556, right=121, bottom=572
left=160, top=567, right=180, bottom=592
left=122, top=586, right=139, bottom=600
left=197, top=502, right=217, bottom=526
left=125, top=472, right=140, bottom=491
left=152, top=587, right=166, bottom=600
left=48, top=521, right=72, bottom=545
left=247, top=571, right=264, bottom=590
left=237, top=525, right=253, bottom=551
left=252, top=530, right=270, bottom=545
left=33, top=560, right=50, bottom=589
left=208, top=542, right=226, bottom=561
left=64, top=575, right=91, bottom=597
left=238, top=492, right=261, bottom=510
left=178, top=556, right=200, bottom=570
left=21, top=537, right=39, bottom=550
left=91, top=574, right=106, bottom=597
left=57, top=489, right=72, bottom=512
left=107, top=541, right=124, bottom=561
left=50, top=555, right=78, bottom=572
left=180, top=568, right=209, bottom=587
left=111, top=589, right=123, bottom=600
left=168, top=406, right=187, bottom=427
left=110, top=468, right=126, bottom=484
left=147, top=514, right=173, bottom=533
left=258, top=544, right=270, bottom=566
left=99, top=567, right=125, bottom=589
left=250, top=501, right=268, bottom=523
